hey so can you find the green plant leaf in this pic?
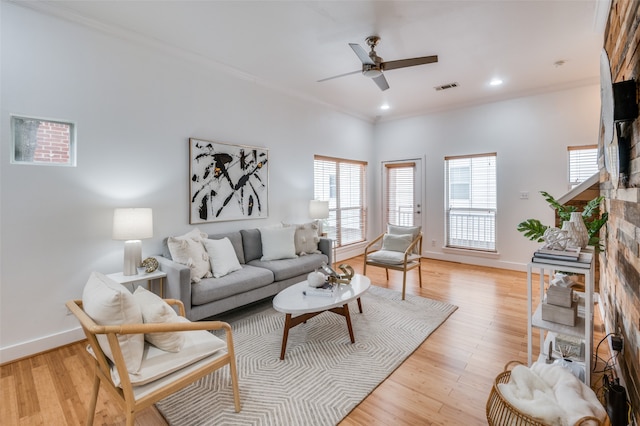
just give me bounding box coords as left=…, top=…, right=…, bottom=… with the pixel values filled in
left=517, top=219, right=549, bottom=242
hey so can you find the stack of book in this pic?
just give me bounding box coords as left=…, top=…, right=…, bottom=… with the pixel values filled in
left=532, top=247, right=592, bottom=268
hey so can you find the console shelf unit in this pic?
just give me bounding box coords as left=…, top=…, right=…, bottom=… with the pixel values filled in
left=526, top=251, right=595, bottom=386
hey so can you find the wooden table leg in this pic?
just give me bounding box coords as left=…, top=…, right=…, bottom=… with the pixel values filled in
left=280, top=313, right=292, bottom=360
left=342, top=304, right=355, bottom=343
left=357, top=297, right=363, bottom=313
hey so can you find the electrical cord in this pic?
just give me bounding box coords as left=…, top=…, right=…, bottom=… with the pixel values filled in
left=592, top=332, right=616, bottom=373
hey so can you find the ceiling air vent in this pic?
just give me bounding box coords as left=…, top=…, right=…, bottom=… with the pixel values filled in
left=434, top=82, right=459, bottom=91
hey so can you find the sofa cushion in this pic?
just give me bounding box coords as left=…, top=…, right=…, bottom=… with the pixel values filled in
left=82, top=272, right=144, bottom=374
left=167, top=236, right=212, bottom=283
left=132, top=286, right=184, bottom=353
left=202, top=237, right=242, bottom=278
left=191, top=265, right=274, bottom=306
left=110, top=316, right=227, bottom=387
left=248, top=252, right=328, bottom=282
left=240, top=228, right=263, bottom=262
left=161, top=228, right=209, bottom=260
left=207, top=231, right=245, bottom=264
left=284, top=221, right=321, bottom=255
left=260, top=226, right=297, bottom=261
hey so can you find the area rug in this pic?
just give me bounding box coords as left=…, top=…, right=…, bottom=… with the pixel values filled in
left=156, top=285, right=457, bottom=426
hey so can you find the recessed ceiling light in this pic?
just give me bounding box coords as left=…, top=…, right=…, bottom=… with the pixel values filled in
left=489, top=78, right=503, bottom=86
left=380, top=103, right=390, bottom=110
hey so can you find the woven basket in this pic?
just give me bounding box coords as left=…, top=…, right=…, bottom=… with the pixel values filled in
left=486, top=361, right=605, bottom=426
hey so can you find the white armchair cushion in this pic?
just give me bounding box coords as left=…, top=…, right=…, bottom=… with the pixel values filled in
left=82, top=272, right=144, bottom=374
left=133, top=286, right=185, bottom=352
left=387, top=224, right=421, bottom=240
left=367, top=250, right=421, bottom=265
left=111, top=317, right=227, bottom=387
left=202, top=237, right=242, bottom=278
left=260, top=226, right=297, bottom=261
left=381, top=234, right=413, bottom=252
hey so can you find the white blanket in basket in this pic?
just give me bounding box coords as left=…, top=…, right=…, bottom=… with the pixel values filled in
left=497, top=362, right=606, bottom=426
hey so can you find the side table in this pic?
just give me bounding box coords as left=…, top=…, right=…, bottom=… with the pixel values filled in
left=106, top=270, right=167, bottom=298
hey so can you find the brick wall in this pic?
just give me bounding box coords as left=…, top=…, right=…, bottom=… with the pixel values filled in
left=33, top=121, right=70, bottom=163
left=602, top=0, right=640, bottom=422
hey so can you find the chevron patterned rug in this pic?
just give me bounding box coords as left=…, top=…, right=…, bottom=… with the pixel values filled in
left=155, top=285, right=457, bottom=426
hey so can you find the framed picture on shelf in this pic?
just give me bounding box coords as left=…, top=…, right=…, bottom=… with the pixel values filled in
left=189, top=138, right=269, bottom=224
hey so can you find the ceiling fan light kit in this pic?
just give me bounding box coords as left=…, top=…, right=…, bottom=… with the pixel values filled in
left=319, top=36, right=438, bottom=91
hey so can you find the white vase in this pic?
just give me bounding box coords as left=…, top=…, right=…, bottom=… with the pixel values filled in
left=569, top=212, right=589, bottom=248
left=561, top=221, right=579, bottom=248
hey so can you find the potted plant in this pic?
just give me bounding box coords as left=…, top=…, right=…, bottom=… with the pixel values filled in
left=517, top=191, right=608, bottom=251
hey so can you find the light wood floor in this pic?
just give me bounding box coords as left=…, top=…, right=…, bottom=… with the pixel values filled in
left=1, top=257, right=608, bottom=425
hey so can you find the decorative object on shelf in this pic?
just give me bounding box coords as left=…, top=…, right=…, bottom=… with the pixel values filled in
left=307, top=270, right=327, bottom=288
left=112, top=208, right=153, bottom=276
left=141, top=257, right=159, bottom=273
left=517, top=191, right=608, bottom=251
left=189, top=138, right=269, bottom=224
left=568, top=212, right=589, bottom=248
left=561, top=221, right=579, bottom=247
left=540, top=227, right=570, bottom=250
left=550, top=273, right=576, bottom=287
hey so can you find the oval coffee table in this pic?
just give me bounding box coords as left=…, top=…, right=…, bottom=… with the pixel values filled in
left=272, top=274, right=371, bottom=360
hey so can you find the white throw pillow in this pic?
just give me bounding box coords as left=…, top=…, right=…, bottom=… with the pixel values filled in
left=133, top=286, right=185, bottom=352
left=387, top=224, right=421, bottom=241
left=202, top=237, right=242, bottom=278
left=260, top=226, right=297, bottom=261
left=82, top=272, right=144, bottom=374
left=167, top=236, right=212, bottom=283
left=283, top=221, right=320, bottom=255
left=381, top=234, right=413, bottom=252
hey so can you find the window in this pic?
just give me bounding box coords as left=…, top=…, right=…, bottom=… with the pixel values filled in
left=314, top=155, right=367, bottom=247
left=385, top=162, right=415, bottom=226
left=445, top=153, right=497, bottom=251
left=11, top=115, right=76, bottom=166
left=568, top=145, right=597, bottom=188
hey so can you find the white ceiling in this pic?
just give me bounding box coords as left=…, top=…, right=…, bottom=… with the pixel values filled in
left=22, top=0, right=607, bottom=122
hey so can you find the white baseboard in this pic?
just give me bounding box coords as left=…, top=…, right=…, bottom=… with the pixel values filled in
left=0, top=327, right=85, bottom=364
left=422, top=250, right=527, bottom=272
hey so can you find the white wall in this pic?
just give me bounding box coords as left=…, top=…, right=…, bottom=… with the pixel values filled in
left=0, top=3, right=374, bottom=362
left=372, top=84, right=601, bottom=270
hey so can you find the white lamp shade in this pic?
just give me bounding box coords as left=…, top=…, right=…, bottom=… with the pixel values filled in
left=309, top=200, right=329, bottom=219
left=112, top=208, right=153, bottom=240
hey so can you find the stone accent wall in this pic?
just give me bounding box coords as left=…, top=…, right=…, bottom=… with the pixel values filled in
left=602, top=0, right=640, bottom=422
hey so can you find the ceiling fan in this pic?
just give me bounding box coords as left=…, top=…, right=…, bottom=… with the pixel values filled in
left=318, top=36, right=438, bottom=91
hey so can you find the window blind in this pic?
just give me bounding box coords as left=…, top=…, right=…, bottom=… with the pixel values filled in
left=444, top=152, right=497, bottom=251
left=314, top=155, right=367, bottom=247
left=385, top=163, right=415, bottom=226
left=568, top=145, right=597, bottom=187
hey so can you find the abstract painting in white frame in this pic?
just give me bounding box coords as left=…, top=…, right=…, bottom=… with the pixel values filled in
left=189, top=138, right=269, bottom=224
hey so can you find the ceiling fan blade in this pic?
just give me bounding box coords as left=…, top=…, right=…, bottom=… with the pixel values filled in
left=372, top=74, right=389, bottom=91
left=349, top=43, right=375, bottom=65
left=317, top=70, right=361, bottom=83
left=382, top=55, right=438, bottom=71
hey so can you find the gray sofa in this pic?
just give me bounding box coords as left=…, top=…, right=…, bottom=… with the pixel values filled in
left=155, top=228, right=332, bottom=321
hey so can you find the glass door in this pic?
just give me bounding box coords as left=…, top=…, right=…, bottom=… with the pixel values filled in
left=382, top=159, right=422, bottom=227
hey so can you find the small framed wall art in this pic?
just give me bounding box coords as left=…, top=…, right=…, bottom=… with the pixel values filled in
left=189, top=138, right=269, bottom=224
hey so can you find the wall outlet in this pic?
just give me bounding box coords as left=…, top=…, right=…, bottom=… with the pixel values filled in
left=610, top=335, right=624, bottom=352
left=431, top=239, right=436, bottom=247
left=520, top=191, right=529, bottom=200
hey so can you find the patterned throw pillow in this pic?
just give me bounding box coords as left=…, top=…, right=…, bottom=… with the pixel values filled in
left=167, top=228, right=212, bottom=282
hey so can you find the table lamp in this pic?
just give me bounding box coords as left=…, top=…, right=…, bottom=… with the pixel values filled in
left=113, top=208, right=153, bottom=276
left=309, top=200, right=329, bottom=236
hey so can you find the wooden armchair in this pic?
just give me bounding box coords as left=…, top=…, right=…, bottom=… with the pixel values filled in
left=363, top=228, right=423, bottom=300
left=66, top=297, right=240, bottom=426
